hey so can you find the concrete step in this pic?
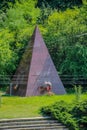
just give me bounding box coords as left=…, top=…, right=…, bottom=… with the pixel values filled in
left=0, top=121, right=62, bottom=126
left=15, top=128, right=68, bottom=130
left=0, top=117, right=51, bottom=123
left=0, top=123, right=66, bottom=128
left=0, top=118, right=59, bottom=124
left=0, top=117, right=68, bottom=130
left=13, top=127, right=68, bottom=130
left=0, top=126, right=68, bottom=130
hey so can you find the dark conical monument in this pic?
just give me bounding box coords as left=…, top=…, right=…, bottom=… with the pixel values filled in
left=10, top=26, right=66, bottom=96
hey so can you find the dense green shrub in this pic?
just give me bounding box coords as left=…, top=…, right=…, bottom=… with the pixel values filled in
left=41, top=100, right=87, bottom=130
left=72, top=100, right=87, bottom=130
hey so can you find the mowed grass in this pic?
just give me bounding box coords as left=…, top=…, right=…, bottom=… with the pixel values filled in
left=0, top=94, right=87, bottom=119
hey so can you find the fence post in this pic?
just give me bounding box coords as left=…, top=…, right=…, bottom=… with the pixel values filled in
left=10, top=83, right=12, bottom=96
left=0, top=91, right=1, bottom=107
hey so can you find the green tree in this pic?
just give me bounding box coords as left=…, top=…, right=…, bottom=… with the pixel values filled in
left=0, top=0, right=40, bottom=85
left=43, top=5, right=87, bottom=84
left=0, top=29, right=17, bottom=85
left=37, top=0, right=82, bottom=10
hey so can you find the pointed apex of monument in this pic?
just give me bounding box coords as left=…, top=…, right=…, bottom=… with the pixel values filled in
left=35, top=25, right=41, bottom=35
left=35, top=24, right=38, bottom=28
left=34, top=25, right=39, bottom=32
left=35, top=24, right=39, bottom=29
left=32, top=25, right=41, bottom=41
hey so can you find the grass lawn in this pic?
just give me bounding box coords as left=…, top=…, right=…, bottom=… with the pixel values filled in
left=0, top=94, right=87, bottom=119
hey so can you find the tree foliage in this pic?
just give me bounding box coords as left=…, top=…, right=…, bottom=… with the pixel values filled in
left=37, top=0, right=83, bottom=10
left=0, top=0, right=87, bottom=87
left=0, top=0, right=40, bottom=85
left=43, top=4, right=87, bottom=84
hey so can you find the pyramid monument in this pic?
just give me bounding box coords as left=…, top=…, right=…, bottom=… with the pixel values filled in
left=10, top=26, right=66, bottom=96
